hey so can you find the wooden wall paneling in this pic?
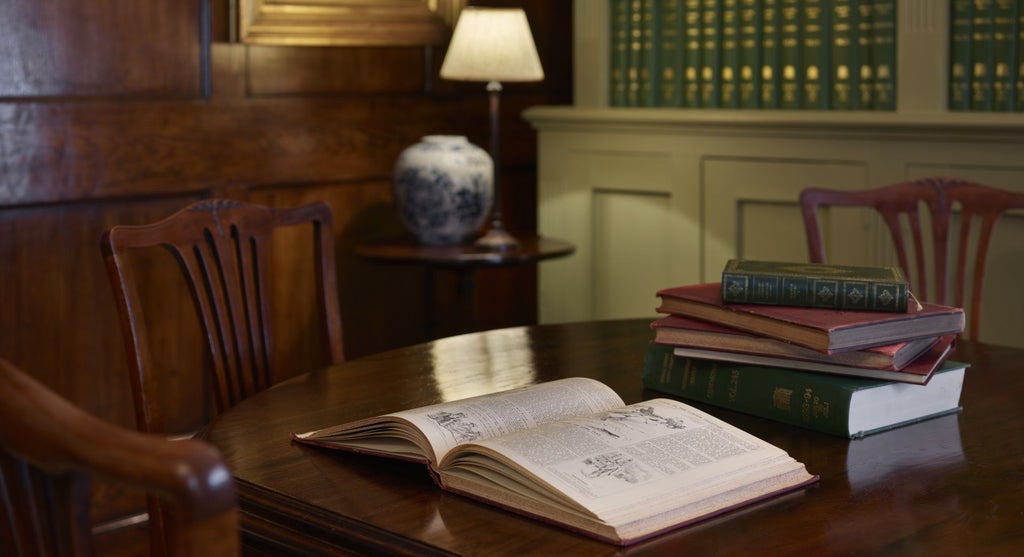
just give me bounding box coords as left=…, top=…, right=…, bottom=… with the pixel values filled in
left=0, top=0, right=207, bottom=98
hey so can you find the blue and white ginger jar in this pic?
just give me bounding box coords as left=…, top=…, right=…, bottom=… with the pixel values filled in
left=392, top=135, right=493, bottom=246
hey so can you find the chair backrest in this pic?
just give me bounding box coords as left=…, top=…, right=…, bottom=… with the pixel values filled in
left=800, top=177, right=1024, bottom=339
left=0, top=358, right=238, bottom=557
left=102, top=199, right=345, bottom=435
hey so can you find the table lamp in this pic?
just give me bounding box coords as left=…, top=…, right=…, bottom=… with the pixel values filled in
left=440, top=7, right=544, bottom=250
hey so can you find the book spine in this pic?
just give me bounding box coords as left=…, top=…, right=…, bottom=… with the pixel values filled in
left=738, top=0, right=762, bottom=108
left=720, top=0, right=742, bottom=108
left=800, top=0, right=828, bottom=109
left=778, top=0, right=802, bottom=109
left=610, top=0, right=631, bottom=107
left=720, top=269, right=909, bottom=312
left=870, top=0, right=896, bottom=110
left=683, top=0, right=703, bottom=107
left=950, top=0, right=974, bottom=111
left=856, top=2, right=875, bottom=109
left=992, top=0, right=1018, bottom=111
left=971, top=0, right=996, bottom=111
left=627, top=0, right=644, bottom=106
left=700, top=0, right=723, bottom=107
left=760, top=0, right=782, bottom=107
left=1018, top=3, right=1024, bottom=111
left=641, top=343, right=857, bottom=438
left=831, top=0, right=857, bottom=109
left=660, top=0, right=685, bottom=106
left=639, top=0, right=662, bottom=106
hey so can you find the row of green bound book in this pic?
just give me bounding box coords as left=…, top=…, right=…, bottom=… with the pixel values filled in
left=610, top=0, right=897, bottom=110
left=642, top=260, right=967, bottom=439
left=949, top=0, right=1024, bottom=112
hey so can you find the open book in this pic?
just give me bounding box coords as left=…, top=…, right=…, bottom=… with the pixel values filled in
left=292, top=377, right=818, bottom=546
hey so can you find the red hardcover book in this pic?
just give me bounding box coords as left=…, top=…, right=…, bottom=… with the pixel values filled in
left=672, top=334, right=957, bottom=385
left=651, top=315, right=939, bottom=370
left=656, top=282, right=964, bottom=353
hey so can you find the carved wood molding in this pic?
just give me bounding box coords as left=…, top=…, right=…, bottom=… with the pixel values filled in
left=238, top=0, right=467, bottom=46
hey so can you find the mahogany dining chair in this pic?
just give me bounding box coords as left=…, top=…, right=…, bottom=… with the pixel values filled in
left=0, top=357, right=238, bottom=557
left=102, top=198, right=346, bottom=547
left=800, top=177, right=1024, bottom=339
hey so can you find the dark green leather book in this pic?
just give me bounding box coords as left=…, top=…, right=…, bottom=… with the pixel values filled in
left=737, top=0, right=762, bottom=108
left=992, top=0, right=1018, bottom=112
left=683, top=0, right=703, bottom=107
left=779, top=0, right=801, bottom=108
left=641, top=343, right=967, bottom=439
left=720, top=259, right=911, bottom=312
left=719, top=0, right=742, bottom=107
left=699, top=0, right=722, bottom=107
left=659, top=0, right=684, bottom=106
left=638, top=0, right=661, bottom=106
left=870, top=0, right=896, bottom=110
left=800, top=0, right=828, bottom=109
left=759, top=0, right=782, bottom=107
left=949, top=0, right=974, bottom=110
left=855, top=2, right=874, bottom=108
left=971, top=0, right=996, bottom=111
left=626, top=0, right=644, bottom=106
left=830, top=0, right=858, bottom=109
left=610, top=0, right=630, bottom=107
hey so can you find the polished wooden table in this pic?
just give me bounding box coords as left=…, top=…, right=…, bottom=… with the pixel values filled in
left=203, top=319, right=1024, bottom=556
left=356, top=236, right=574, bottom=338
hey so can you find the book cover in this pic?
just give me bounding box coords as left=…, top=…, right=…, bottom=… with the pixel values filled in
left=651, top=314, right=942, bottom=371
left=778, top=0, right=802, bottom=108
left=672, top=333, right=956, bottom=385
left=870, top=0, right=896, bottom=110
left=830, top=0, right=857, bottom=109
left=610, top=0, right=630, bottom=107
left=949, top=0, right=974, bottom=110
left=627, top=0, right=644, bottom=106
left=800, top=0, right=828, bottom=109
left=720, top=259, right=911, bottom=312
left=699, top=0, right=723, bottom=107
left=641, top=343, right=967, bottom=438
left=738, top=0, right=763, bottom=108
left=760, top=0, right=782, bottom=107
left=655, top=282, right=965, bottom=353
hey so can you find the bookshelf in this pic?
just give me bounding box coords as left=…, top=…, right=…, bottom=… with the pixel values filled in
left=526, top=1, right=1024, bottom=349
left=606, top=0, right=1024, bottom=112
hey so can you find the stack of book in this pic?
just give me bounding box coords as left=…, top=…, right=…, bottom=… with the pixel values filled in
left=643, top=259, right=968, bottom=438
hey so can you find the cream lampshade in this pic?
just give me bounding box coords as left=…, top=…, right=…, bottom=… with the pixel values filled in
left=440, top=7, right=544, bottom=250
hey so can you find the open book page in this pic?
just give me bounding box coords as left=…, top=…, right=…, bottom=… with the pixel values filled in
left=294, top=378, right=625, bottom=466
left=438, top=398, right=815, bottom=540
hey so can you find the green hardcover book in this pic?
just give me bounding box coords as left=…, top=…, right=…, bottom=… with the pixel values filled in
left=683, top=0, right=703, bottom=107
left=641, top=343, right=967, bottom=439
left=856, top=2, right=875, bottom=109
left=992, top=0, right=1018, bottom=111
left=738, top=0, right=763, bottom=108
left=659, top=0, right=685, bottom=106
left=720, top=259, right=911, bottom=312
left=760, top=0, right=782, bottom=107
left=830, top=0, right=857, bottom=109
left=627, top=0, right=644, bottom=106
left=719, top=0, right=742, bottom=107
left=971, top=0, right=996, bottom=111
left=638, top=0, right=661, bottom=106
left=800, top=0, right=829, bottom=109
left=950, top=0, right=974, bottom=111
left=1017, top=4, right=1024, bottom=111
left=699, top=0, right=722, bottom=107
left=870, top=0, right=896, bottom=110
left=610, top=0, right=631, bottom=107
left=778, top=0, right=801, bottom=108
